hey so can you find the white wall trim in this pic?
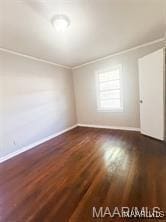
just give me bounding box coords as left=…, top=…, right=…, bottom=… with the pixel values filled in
left=0, top=123, right=141, bottom=163
left=0, top=47, right=71, bottom=70
left=72, top=38, right=164, bottom=69
left=1, top=38, right=164, bottom=70
left=77, top=123, right=140, bottom=132
left=0, top=124, right=77, bottom=163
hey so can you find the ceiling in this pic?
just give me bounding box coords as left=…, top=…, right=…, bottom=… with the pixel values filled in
left=0, top=0, right=165, bottom=68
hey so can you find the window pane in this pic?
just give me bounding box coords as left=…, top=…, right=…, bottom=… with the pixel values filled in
left=97, top=66, right=122, bottom=111
left=99, top=70, right=119, bottom=82
left=100, top=90, right=120, bottom=100
left=99, top=73, right=109, bottom=82
left=100, top=99, right=121, bottom=109
left=100, top=80, right=120, bottom=90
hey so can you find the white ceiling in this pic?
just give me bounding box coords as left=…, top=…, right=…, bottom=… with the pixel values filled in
left=0, top=0, right=165, bottom=67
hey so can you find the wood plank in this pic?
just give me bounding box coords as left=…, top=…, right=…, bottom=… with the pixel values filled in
left=0, top=127, right=166, bottom=222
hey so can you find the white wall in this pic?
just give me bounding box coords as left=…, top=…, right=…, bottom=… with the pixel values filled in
left=73, top=41, right=163, bottom=129
left=0, top=51, right=76, bottom=158
left=0, top=41, right=164, bottom=159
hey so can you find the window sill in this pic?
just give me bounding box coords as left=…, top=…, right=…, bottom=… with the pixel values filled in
left=97, top=108, right=124, bottom=113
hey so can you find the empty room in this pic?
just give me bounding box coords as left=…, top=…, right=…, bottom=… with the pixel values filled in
left=0, top=0, right=166, bottom=221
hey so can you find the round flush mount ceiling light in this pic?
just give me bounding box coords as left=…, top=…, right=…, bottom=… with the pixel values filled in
left=51, top=15, right=70, bottom=32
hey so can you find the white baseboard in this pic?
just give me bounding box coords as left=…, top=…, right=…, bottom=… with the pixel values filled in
left=0, top=124, right=77, bottom=163
left=77, top=123, right=140, bottom=132
left=0, top=123, right=140, bottom=163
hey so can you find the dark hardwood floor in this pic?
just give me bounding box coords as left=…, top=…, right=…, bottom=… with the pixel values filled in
left=0, top=127, right=166, bottom=222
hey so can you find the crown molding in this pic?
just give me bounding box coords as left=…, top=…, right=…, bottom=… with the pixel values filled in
left=0, top=47, right=71, bottom=70
left=0, top=37, right=164, bottom=70
left=72, top=38, right=165, bottom=70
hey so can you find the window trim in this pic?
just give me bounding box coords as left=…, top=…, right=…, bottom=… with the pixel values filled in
left=96, top=65, right=124, bottom=112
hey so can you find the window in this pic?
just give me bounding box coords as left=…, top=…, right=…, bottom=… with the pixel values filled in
left=96, top=65, right=123, bottom=111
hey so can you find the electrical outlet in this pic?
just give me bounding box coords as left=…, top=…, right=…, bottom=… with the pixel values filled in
left=13, top=140, right=16, bottom=146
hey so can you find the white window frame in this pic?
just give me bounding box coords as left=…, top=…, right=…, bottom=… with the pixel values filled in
left=96, top=65, right=123, bottom=112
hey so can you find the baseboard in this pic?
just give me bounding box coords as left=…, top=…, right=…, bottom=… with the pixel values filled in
left=0, top=123, right=140, bottom=163
left=0, top=124, right=77, bottom=163
left=77, top=123, right=140, bottom=132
